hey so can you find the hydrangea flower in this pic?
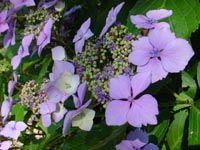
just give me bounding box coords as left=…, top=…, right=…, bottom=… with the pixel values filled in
left=105, top=73, right=158, bottom=127
left=62, top=82, right=93, bottom=135
left=39, top=101, right=57, bottom=127
left=11, top=34, right=34, bottom=69
left=130, top=9, right=172, bottom=29
left=73, top=18, right=93, bottom=54
left=37, top=18, right=54, bottom=56
left=51, top=46, right=66, bottom=61
left=10, top=0, right=35, bottom=8
left=99, top=2, right=124, bottom=38
left=0, top=141, right=12, bottom=150
left=116, top=129, right=159, bottom=150
left=128, top=28, right=194, bottom=83
left=0, top=10, right=9, bottom=33
left=0, top=121, right=27, bottom=140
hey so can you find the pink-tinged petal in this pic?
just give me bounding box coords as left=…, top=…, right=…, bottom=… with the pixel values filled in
left=0, top=141, right=12, bottom=150
left=109, top=75, right=131, bottom=99
left=131, top=72, right=151, bottom=98
left=52, top=61, right=74, bottom=79
left=148, top=28, right=176, bottom=50
left=137, top=58, right=168, bottom=83
left=75, top=38, right=85, bottom=54
left=143, top=143, right=159, bottom=150
left=42, top=114, right=52, bottom=127
left=146, top=9, right=173, bottom=21
left=116, top=140, right=134, bottom=150
left=127, top=94, right=158, bottom=127
left=130, top=15, right=153, bottom=29
left=77, top=82, right=87, bottom=105
left=161, top=38, right=194, bottom=73
left=52, top=103, right=67, bottom=122
left=52, top=46, right=66, bottom=61
left=11, top=55, right=22, bottom=70
left=0, top=23, right=9, bottom=33
left=105, top=100, right=130, bottom=126
left=15, top=122, right=27, bottom=131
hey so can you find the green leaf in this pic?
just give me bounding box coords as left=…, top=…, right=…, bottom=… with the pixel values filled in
left=61, top=123, right=126, bottom=150
left=181, top=71, right=197, bottom=99
left=38, top=57, right=52, bottom=81
left=127, top=0, right=200, bottom=39
left=196, top=61, right=200, bottom=88
left=166, top=110, right=188, bottom=150
left=188, top=101, right=200, bottom=146
left=12, top=104, right=25, bottom=121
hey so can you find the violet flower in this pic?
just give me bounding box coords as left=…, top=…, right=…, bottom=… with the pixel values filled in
left=116, top=129, right=159, bottom=150
left=39, top=101, right=57, bottom=127
left=128, top=28, right=194, bottom=83
left=37, top=18, right=54, bottom=56
left=0, top=121, right=27, bottom=140
left=10, top=0, right=35, bottom=8
left=0, top=10, right=9, bottom=33
left=105, top=73, right=159, bottom=127
left=11, top=34, right=34, bottom=69
left=3, top=19, right=16, bottom=48
left=130, top=9, right=172, bottom=29
left=99, top=2, right=124, bottom=38
left=73, top=18, right=94, bottom=54
left=0, top=141, right=12, bottom=150
left=62, top=82, right=92, bottom=136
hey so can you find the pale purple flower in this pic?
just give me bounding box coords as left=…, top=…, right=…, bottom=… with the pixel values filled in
left=43, top=61, right=79, bottom=102
left=11, top=34, right=34, bottom=69
left=99, top=2, right=124, bottom=38
left=0, top=121, right=27, bottom=140
left=39, top=101, right=56, bottom=127
left=3, top=19, right=16, bottom=48
left=0, top=141, right=12, bottom=150
left=128, top=28, right=194, bottom=83
left=37, top=18, right=54, bottom=56
left=116, top=129, right=159, bottom=150
left=105, top=73, right=159, bottom=127
left=52, top=102, right=67, bottom=123
left=0, top=10, right=9, bottom=33
left=73, top=18, right=93, bottom=54
left=51, top=46, right=66, bottom=61
left=130, top=9, right=172, bottom=29
left=10, top=0, right=35, bottom=8
left=62, top=82, right=91, bottom=136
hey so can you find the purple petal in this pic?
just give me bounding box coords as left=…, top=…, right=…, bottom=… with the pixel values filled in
left=42, top=114, right=52, bottom=127
left=62, top=110, right=76, bottom=136
left=77, top=82, right=87, bottom=105
left=127, top=94, right=158, bottom=127
left=73, top=95, right=80, bottom=109
left=84, top=29, right=94, bottom=40
left=131, top=72, right=151, bottom=98
left=15, top=121, right=27, bottom=131
left=128, top=37, right=152, bottom=66
left=105, top=100, right=129, bottom=126
left=0, top=23, right=9, bottom=33
left=52, top=46, right=66, bottom=61
left=75, top=38, right=85, bottom=54
left=153, top=22, right=170, bottom=29
left=148, top=28, right=176, bottom=50
left=143, top=143, right=159, bottom=150
left=161, top=38, right=194, bottom=73
left=39, top=102, right=56, bottom=114
left=11, top=55, right=22, bottom=70
left=116, top=140, right=134, bottom=150
left=146, top=9, right=173, bottom=21
left=0, top=141, right=12, bottom=150
left=137, top=58, right=168, bottom=83
left=127, top=129, right=148, bottom=145
left=52, top=103, right=67, bottom=122
left=44, top=85, right=63, bottom=103
left=109, top=75, right=131, bottom=99
left=130, top=15, right=153, bottom=29
left=1, top=99, right=12, bottom=123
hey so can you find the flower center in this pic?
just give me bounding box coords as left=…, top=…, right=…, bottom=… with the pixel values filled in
left=150, top=48, right=160, bottom=58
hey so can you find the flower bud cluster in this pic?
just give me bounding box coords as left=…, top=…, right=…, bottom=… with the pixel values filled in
left=20, top=80, right=48, bottom=114
left=74, top=24, right=136, bottom=102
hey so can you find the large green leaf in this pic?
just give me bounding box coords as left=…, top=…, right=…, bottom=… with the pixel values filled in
left=197, top=61, right=200, bottom=88
left=166, top=110, right=188, bottom=150
left=188, top=100, right=200, bottom=146
left=12, top=104, right=25, bottom=121
left=127, top=0, right=200, bottom=39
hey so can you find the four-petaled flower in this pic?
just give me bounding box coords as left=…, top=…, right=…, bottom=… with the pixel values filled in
left=116, top=129, right=159, bottom=150
left=106, top=73, right=158, bottom=127
left=99, top=2, right=124, bottom=38
left=0, top=121, right=27, bottom=140
left=130, top=9, right=172, bottom=29
left=128, top=28, right=194, bottom=83
left=73, top=18, right=94, bottom=54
